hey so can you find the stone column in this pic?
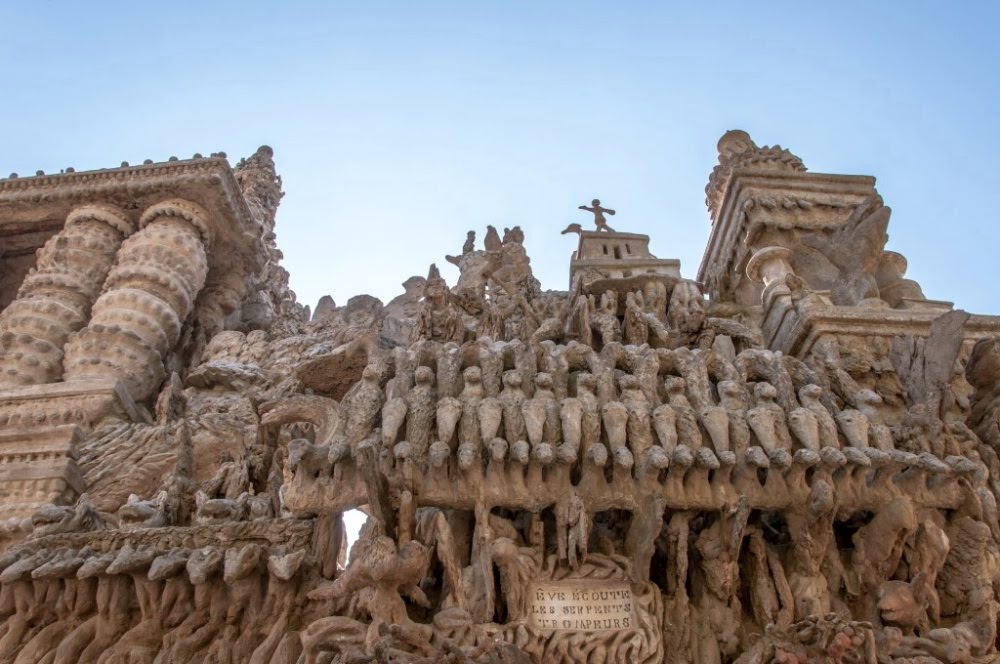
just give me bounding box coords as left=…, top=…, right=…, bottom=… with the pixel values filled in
left=745, top=246, right=795, bottom=290
left=0, top=205, right=134, bottom=388
left=63, top=199, right=211, bottom=401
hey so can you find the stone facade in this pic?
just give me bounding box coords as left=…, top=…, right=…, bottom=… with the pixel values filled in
left=0, top=133, right=999, bottom=663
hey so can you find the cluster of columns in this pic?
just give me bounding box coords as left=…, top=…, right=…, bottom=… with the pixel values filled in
left=0, top=199, right=212, bottom=402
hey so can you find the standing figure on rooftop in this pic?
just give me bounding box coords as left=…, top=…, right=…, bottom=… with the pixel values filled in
left=578, top=198, right=616, bottom=232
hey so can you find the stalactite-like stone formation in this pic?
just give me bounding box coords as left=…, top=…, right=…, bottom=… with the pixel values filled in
left=63, top=199, right=210, bottom=401
left=0, top=205, right=133, bottom=387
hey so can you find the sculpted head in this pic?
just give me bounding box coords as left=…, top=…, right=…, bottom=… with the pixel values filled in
left=754, top=382, right=777, bottom=401
left=577, top=372, right=596, bottom=393
left=718, top=380, right=741, bottom=400
left=429, top=441, right=451, bottom=468
left=502, top=370, right=522, bottom=389
left=414, top=366, right=434, bottom=385
left=664, top=376, right=687, bottom=395
left=799, top=384, right=822, bottom=402
left=619, top=375, right=639, bottom=391
left=600, top=290, right=617, bottom=315
left=717, top=129, right=756, bottom=159
left=667, top=280, right=705, bottom=334
left=463, top=366, right=482, bottom=385
left=457, top=443, right=478, bottom=470
left=535, top=372, right=553, bottom=390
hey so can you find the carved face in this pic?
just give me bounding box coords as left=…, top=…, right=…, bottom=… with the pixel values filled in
left=414, top=366, right=434, bottom=385
left=665, top=376, right=686, bottom=396
left=800, top=384, right=822, bottom=401
left=458, top=444, right=477, bottom=469
left=502, top=370, right=522, bottom=389
left=643, top=281, right=666, bottom=312
left=600, top=291, right=617, bottom=315
left=668, top=281, right=705, bottom=334
left=754, top=382, right=777, bottom=401
left=619, top=375, right=639, bottom=391
left=718, top=380, right=743, bottom=405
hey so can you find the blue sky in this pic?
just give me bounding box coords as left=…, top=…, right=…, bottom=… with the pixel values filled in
left=3, top=1, right=999, bottom=314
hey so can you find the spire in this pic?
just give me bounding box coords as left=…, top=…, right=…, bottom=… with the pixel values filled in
left=234, top=145, right=284, bottom=233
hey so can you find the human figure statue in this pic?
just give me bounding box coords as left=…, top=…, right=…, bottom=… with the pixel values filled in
left=577, top=198, right=616, bottom=232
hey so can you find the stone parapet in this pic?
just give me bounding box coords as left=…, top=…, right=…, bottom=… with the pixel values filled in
left=0, top=425, right=84, bottom=520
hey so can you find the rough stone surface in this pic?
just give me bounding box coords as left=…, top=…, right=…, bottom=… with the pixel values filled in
left=0, top=133, right=999, bottom=663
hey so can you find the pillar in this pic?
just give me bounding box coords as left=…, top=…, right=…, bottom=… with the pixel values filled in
left=63, top=199, right=211, bottom=401
left=0, top=205, right=134, bottom=387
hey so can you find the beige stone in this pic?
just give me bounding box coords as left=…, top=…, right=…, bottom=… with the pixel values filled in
left=0, top=134, right=998, bottom=663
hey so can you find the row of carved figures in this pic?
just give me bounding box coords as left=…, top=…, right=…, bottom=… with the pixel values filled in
left=0, top=541, right=309, bottom=664
left=277, top=340, right=955, bottom=483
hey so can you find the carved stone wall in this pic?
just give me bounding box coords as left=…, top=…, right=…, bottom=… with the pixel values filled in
left=0, top=135, right=998, bottom=664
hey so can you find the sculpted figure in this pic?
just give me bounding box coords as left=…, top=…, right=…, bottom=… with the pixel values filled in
left=98, top=547, right=161, bottom=664
left=836, top=407, right=871, bottom=449
left=643, top=279, right=668, bottom=323
left=117, top=490, right=170, bottom=530
left=499, top=370, right=528, bottom=447
left=307, top=536, right=431, bottom=655
left=846, top=497, right=918, bottom=603
left=249, top=550, right=306, bottom=664
left=855, top=388, right=895, bottom=451
left=13, top=552, right=87, bottom=664
left=787, top=401, right=820, bottom=452
left=668, top=279, right=706, bottom=338
left=405, top=366, right=436, bottom=455
left=692, top=498, right=751, bottom=663
left=623, top=291, right=649, bottom=346
left=163, top=546, right=230, bottom=664
left=620, top=374, right=654, bottom=461
left=522, top=373, right=560, bottom=462
left=538, top=340, right=569, bottom=399
left=47, top=553, right=127, bottom=664
left=415, top=264, right=464, bottom=343
left=30, top=494, right=106, bottom=538
left=785, top=479, right=836, bottom=620
left=564, top=291, right=593, bottom=346
left=339, top=364, right=385, bottom=454
left=576, top=372, right=605, bottom=463
left=664, top=376, right=703, bottom=450
left=590, top=290, right=622, bottom=346
left=577, top=198, right=616, bottom=231
left=531, top=299, right=568, bottom=346
left=652, top=401, right=679, bottom=454
left=747, top=382, right=792, bottom=454
left=718, top=380, right=751, bottom=456
left=381, top=396, right=407, bottom=448
left=798, top=384, right=840, bottom=448
left=459, top=366, right=484, bottom=454
left=601, top=396, right=632, bottom=468
left=800, top=194, right=891, bottom=306
left=489, top=538, right=539, bottom=622
left=149, top=550, right=192, bottom=631
left=558, top=393, right=583, bottom=464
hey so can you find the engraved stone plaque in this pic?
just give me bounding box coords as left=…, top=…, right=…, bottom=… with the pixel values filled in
left=528, top=580, right=635, bottom=631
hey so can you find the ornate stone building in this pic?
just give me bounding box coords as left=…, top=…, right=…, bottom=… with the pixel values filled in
left=0, top=132, right=999, bottom=663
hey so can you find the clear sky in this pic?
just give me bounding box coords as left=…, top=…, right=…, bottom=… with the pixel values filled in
left=3, top=1, right=999, bottom=315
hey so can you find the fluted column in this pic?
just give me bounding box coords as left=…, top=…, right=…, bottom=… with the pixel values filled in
left=0, top=205, right=134, bottom=387
left=63, top=199, right=212, bottom=401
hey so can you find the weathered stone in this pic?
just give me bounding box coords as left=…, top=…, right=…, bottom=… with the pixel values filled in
left=0, top=135, right=998, bottom=663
